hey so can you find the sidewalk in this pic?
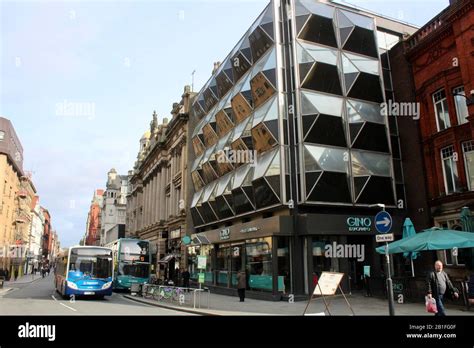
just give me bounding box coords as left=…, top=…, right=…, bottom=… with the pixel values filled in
left=3, top=273, right=43, bottom=286
left=124, top=291, right=474, bottom=316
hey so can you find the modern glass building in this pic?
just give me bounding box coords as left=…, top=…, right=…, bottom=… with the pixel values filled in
left=188, top=0, right=419, bottom=298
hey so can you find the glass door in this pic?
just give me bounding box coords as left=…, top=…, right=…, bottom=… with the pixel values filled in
left=230, top=243, right=244, bottom=288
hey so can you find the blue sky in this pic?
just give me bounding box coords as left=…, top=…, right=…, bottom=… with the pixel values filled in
left=0, top=0, right=449, bottom=248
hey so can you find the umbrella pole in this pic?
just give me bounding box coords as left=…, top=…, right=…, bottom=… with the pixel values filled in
left=411, top=258, right=414, bottom=277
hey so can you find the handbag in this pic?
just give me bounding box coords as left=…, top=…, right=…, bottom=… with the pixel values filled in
left=425, top=296, right=438, bottom=313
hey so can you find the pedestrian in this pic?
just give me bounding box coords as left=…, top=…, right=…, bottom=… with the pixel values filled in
left=237, top=269, right=246, bottom=302
left=426, top=260, right=459, bottom=316
left=182, top=268, right=190, bottom=289
left=41, top=267, right=46, bottom=278
left=14, top=269, right=18, bottom=281
left=467, top=272, right=474, bottom=306
left=5, top=269, right=9, bottom=281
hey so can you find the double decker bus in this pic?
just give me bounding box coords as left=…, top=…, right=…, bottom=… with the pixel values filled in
left=105, top=238, right=151, bottom=290
left=55, top=246, right=113, bottom=298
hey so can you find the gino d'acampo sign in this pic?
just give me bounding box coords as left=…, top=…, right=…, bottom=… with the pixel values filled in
left=346, top=217, right=372, bottom=232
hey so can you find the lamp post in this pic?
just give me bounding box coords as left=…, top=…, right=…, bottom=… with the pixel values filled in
left=369, top=203, right=395, bottom=316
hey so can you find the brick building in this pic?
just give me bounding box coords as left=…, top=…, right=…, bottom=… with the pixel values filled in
left=402, top=0, right=473, bottom=271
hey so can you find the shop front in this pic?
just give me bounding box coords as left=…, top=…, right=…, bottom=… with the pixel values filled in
left=300, top=212, right=404, bottom=295
left=187, top=215, right=293, bottom=299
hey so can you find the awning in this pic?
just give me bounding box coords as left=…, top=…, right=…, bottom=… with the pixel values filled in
left=158, top=254, right=176, bottom=263
left=191, top=234, right=211, bottom=246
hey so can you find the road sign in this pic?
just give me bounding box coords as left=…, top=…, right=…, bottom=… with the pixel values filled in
left=198, top=272, right=205, bottom=284
left=374, top=211, right=392, bottom=233
left=197, top=256, right=207, bottom=269
left=376, top=233, right=394, bottom=242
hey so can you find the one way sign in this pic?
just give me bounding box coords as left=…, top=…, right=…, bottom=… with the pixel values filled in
left=374, top=211, right=392, bottom=234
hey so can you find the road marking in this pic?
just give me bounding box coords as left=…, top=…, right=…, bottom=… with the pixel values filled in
left=59, top=302, right=77, bottom=312
left=52, top=294, right=77, bottom=312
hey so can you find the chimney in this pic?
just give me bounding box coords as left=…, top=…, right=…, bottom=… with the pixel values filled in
left=212, top=61, right=221, bottom=75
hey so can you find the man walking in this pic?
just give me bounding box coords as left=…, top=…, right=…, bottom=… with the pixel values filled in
left=182, top=268, right=190, bottom=289
left=237, top=270, right=247, bottom=302
left=427, top=260, right=459, bottom=316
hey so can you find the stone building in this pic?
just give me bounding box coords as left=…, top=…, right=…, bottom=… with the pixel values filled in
left=127, top=85, right=195, bottom=281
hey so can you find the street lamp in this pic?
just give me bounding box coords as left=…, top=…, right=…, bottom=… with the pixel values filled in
left=453, top=91, right=474, bottom=106
left=369, top=203, right=395, bottom=316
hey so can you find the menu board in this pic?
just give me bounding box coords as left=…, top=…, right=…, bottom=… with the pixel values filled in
left=313, top=272, right=344, bottom=296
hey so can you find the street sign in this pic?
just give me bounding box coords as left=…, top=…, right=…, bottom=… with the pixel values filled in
left=376, top=233, right=394, bottom=242
left=197, top=255, right=207, bottom=269
left=374, top=211, right=392, bottom=233
left=198, top=272, right=205, bottom=284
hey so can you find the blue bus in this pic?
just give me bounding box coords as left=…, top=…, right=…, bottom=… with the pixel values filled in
left=105, top=238, right=151, bottom=290
left=55, top=246, right=114, bottom=298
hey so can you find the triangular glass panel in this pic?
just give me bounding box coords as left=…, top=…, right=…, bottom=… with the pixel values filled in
left=300, top=90, right=343, bottom=117
left=296, top=14, right=311, bottom=35
left=342, top=10, right=374, bottom=30
left=223, top=59, right=235, bottom=83
left=304, top=146, right=322, bottom=172
left=300, top=90, right=320, bottom=115
left=302, top=114, right=318, bottom=137
left=249, top=26, right=273, bottom=62
left=344, top=52, right=379, bottom=75
left=337, top=10, right=354, bottom=29
left=241, top=48, right=253, bottom=65
left=299, top=0, right=335, bottom=19
left=252, top=95, right=277, bottom=127
left=300, top=41, right=338, bottom=66
left=299, top=62, right=315, bottom=84
left=260, top=23, right=274, bottom=40
left=260, top=5, right=273, bottom=25
left=262, top=69, right=277, bottom=89
left=264, top=119, right=279, bottom=140
left=265, top=175, right=281, bottom=197
left=253, top=148, right=277, bottom=180
left=302, top=62, right=342, bottom=95
left=344, top=72, right=359, bottom=93
left=298, top=14, right=337, bottom=48
left=349, top=122, right=364, bottom=145
left=297, top=42, right=316, bottom=64
left=339, top=26, right=354, bottom=47
left=295, top=0, right=311, bottom=16
left=305, top=171, right=322, bottom=197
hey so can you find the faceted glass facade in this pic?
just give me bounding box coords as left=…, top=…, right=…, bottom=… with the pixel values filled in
left=190, top=0, right=402, bottom=227
left=190, top=4, right=286, bottom=226
left=295, top=0, right=396, bottom=206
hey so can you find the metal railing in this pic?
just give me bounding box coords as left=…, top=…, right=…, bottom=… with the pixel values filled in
left=141, top=283, right=210, bottom=309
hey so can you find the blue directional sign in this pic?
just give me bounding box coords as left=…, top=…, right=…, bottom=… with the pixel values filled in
left=375, top=211, right=392, bottom=234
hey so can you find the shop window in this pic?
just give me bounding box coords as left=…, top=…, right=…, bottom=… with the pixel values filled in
left=277, top=237, right=290, bottom=294
left=246, top=237, right=274, bottom=292
left=433, top=89, right=451, bottom=131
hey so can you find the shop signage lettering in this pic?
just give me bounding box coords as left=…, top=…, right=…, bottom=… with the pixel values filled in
left=170, top=228, right=181, bottom=239
left=346, top=217, right=372, bottom=232
left=220, top=228, right=230, bottom=240
left=240, top=227, right=259, bottom=233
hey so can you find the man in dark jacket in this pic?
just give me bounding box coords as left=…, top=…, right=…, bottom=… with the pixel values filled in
left=182, top=269, right=190, bottom=289
left=427, top=260, right=459, bottom=316
left=237, top=270, right=247, bottom=302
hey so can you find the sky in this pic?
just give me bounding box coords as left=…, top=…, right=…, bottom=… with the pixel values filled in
left=0, top=0, right=450, bottom=248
